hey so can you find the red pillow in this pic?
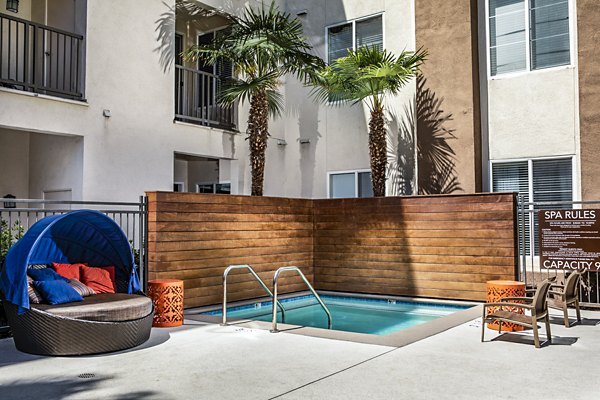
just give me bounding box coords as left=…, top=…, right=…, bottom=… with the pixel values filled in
left=97, top=266, right=117, bottom=292
left=51, top=263, right=85, bottom=280
left=80, top=266, right=115, bottom=294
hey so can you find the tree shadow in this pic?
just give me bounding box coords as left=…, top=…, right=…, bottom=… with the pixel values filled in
left=154, top=1, right=236, bottom=73
left=0, top=376, right=165, bottom=400
left=388, top=75, right=462, bottom=195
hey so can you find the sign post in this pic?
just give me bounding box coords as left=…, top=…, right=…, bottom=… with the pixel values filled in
left=539, top=209, right=600, bottom=271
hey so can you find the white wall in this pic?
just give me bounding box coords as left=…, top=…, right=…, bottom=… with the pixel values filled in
left=0, top=0, right=239, bottom=202
left=28, top=133, right=84, bottom=200
left=0, top=129, right=30, bottom=199
left=0, top=0, right=417, bottom=201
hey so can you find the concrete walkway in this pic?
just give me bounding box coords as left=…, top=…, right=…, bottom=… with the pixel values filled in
left=0, top=309, right=598, bottom=399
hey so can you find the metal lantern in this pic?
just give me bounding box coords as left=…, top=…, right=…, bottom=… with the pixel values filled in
left=6, top=0, right=19, bottom=13
left=3, top=194, right=16, bottom=209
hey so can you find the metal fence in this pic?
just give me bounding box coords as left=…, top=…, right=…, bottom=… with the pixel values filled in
left=0, top=197, right=148, bottom=333
left=0, top=12, right=85, bottom=100
left=517, top=196, right=600, bottom=307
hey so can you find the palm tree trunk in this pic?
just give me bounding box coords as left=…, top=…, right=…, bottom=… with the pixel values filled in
left=369, top=108, right=387, bottom=197
left=248, top=90, right=269, bottom=196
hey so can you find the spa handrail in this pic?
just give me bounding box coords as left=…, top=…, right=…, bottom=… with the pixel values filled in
left=222, top=264, right=286, bottom=325
left=270, top=266, right=333, bottom=332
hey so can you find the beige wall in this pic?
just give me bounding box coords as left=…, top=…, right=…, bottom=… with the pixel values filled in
left=415, top=0, right=481, bottom=194
left=578, top=0, right=600, bottom=201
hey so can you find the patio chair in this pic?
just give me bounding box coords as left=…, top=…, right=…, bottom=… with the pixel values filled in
left=481, top=278, right=553, bottom=348
left=547, top=271, right=583, bottom=327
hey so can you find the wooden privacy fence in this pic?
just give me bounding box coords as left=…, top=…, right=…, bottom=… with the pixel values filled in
left=147, top=192, right=517, bottom=308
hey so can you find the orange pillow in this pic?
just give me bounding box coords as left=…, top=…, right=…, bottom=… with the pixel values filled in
left=80, top=265, right=115, bottom=294
left=51, top=263, right=85, bottom=280
left=97, top=266, right=117, bottom=292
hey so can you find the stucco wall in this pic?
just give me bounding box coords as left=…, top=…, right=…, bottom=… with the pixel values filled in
left=0, top=0, right=239, bottom=202
left=415, top=0, right=481, bottom=193
left=577, top=0, right=600, bottom=201
left=272, top=0, right=416, bottom=198
left=28, top=133, right=84, bottom=200
left=1, top=0, right=417, bottom=201
left=0, top=129, right=30, bottom=199
left=487, top=69, right=578, bottom=161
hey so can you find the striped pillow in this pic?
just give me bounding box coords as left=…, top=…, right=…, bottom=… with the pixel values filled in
left=28, top=264, right=49, bottom=270
left=27, top=276, right=43, bottom=304
left=68, top=278, right=96, bottom=297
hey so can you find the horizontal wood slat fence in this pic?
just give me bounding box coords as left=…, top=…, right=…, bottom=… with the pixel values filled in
left=147, top=192, right=517, bottom=308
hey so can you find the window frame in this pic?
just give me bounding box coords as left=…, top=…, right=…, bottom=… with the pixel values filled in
left=485, top=0, right=576, bottom=79
left=489, top=156, right=576, bottom=202
left=327, top=169, right=373, bottom=198
left=325, top=13, right=385, bottom=65
left=195, top=181, right=231, bottom=194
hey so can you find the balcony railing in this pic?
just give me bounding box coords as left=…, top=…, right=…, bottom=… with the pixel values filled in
left=0, top=12, right=84, bottom=100
left=175, top=65, right=236, bottom=130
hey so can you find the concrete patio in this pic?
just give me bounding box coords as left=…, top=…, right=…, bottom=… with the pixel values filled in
left=0, top=307, right=598, bottom=400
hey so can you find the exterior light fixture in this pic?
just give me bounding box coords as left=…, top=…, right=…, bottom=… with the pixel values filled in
left=3, top=194, right=16, bottom=209
left=102, top=109, right=111, bottom=118
left=6, top=0, right=19, bottom=13
left=277, top=139, right=287, bottom=146
left=299, top=138, right=311, bottom=144
left=296, top=10, right=308, bottom=16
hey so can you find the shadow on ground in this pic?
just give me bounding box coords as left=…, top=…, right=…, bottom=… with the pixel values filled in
left=491, top=333, right=578, bottom=347
left=0, top=376, right=164, bottom=400
left=548, top=316, right=600, bottom=327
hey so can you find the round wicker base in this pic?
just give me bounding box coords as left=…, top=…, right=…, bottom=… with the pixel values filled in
left=3, top=301, right=153, bottom=356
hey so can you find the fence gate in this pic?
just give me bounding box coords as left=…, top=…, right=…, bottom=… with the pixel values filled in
left=517, top=196, right=600, bottom=308
left=0, top=197, right=148, bottom=333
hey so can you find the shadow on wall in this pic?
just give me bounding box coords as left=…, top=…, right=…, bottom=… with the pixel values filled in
left=154, top=1, right=237, bottom=73
left=388, top=75, right=462, bottom=195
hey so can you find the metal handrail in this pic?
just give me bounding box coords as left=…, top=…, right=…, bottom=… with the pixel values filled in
left=270, top=266, right=332, bottom=333
left=222, top=264, right=286, bottom=326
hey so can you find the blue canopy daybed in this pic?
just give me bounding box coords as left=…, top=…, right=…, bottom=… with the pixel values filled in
left=0, top=210, right=152, bottom=356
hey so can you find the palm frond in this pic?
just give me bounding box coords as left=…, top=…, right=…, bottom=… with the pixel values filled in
left=312, top=46, right=427, bottom=111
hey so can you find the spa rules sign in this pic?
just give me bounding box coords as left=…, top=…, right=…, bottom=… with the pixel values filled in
left=539, top=209, right=600, bottom=271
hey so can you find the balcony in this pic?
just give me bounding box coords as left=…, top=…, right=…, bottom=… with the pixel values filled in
left=0, top=12, right=85, bottom=100
left=174, top=65, right=236, bottom=130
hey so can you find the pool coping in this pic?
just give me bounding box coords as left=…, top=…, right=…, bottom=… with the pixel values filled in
left=184, top=291, right=482, bottom=347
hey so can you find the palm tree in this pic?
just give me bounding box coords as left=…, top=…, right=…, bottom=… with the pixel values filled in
left=184, top=2, right=323, bottom=196
left=313, top=47, right=426, bottom=197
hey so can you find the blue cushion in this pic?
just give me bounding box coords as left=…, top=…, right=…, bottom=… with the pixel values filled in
left=31, top=280, right=83, bottom=305
left=27, top=268, right=70, bottom=283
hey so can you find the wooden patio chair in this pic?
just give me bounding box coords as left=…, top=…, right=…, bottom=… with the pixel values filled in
left=481, top=278, right=553, bottom=348
left=547, top=271, right=583, bottom=327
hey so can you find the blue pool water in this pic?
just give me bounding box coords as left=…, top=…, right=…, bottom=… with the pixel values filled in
left=203, top=295, right=470, bottom=336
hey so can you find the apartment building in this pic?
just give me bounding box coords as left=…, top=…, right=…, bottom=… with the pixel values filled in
left=0, top=0, right=597, bottom=203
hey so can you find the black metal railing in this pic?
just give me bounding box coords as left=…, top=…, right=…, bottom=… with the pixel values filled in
left=0, top=12, right=84, bottom=100
left=175, top=65, right=236, bottom=129
left=517, top=197, right=600, bottom=307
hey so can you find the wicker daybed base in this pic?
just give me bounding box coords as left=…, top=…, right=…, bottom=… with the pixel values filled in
left=3, top=299, right=153, bottom=356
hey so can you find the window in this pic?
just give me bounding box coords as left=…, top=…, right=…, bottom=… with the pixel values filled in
left=488, top=0, right=570, bottom=76
left=491, top=157, right=573, bottom=255
left=173, top=182, right=184, bottom=192
left=195, top=182, right=231, bottom=194
left=329, top=171, right=373, bottom=198
left=327, top=14, right=383, bottom=63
